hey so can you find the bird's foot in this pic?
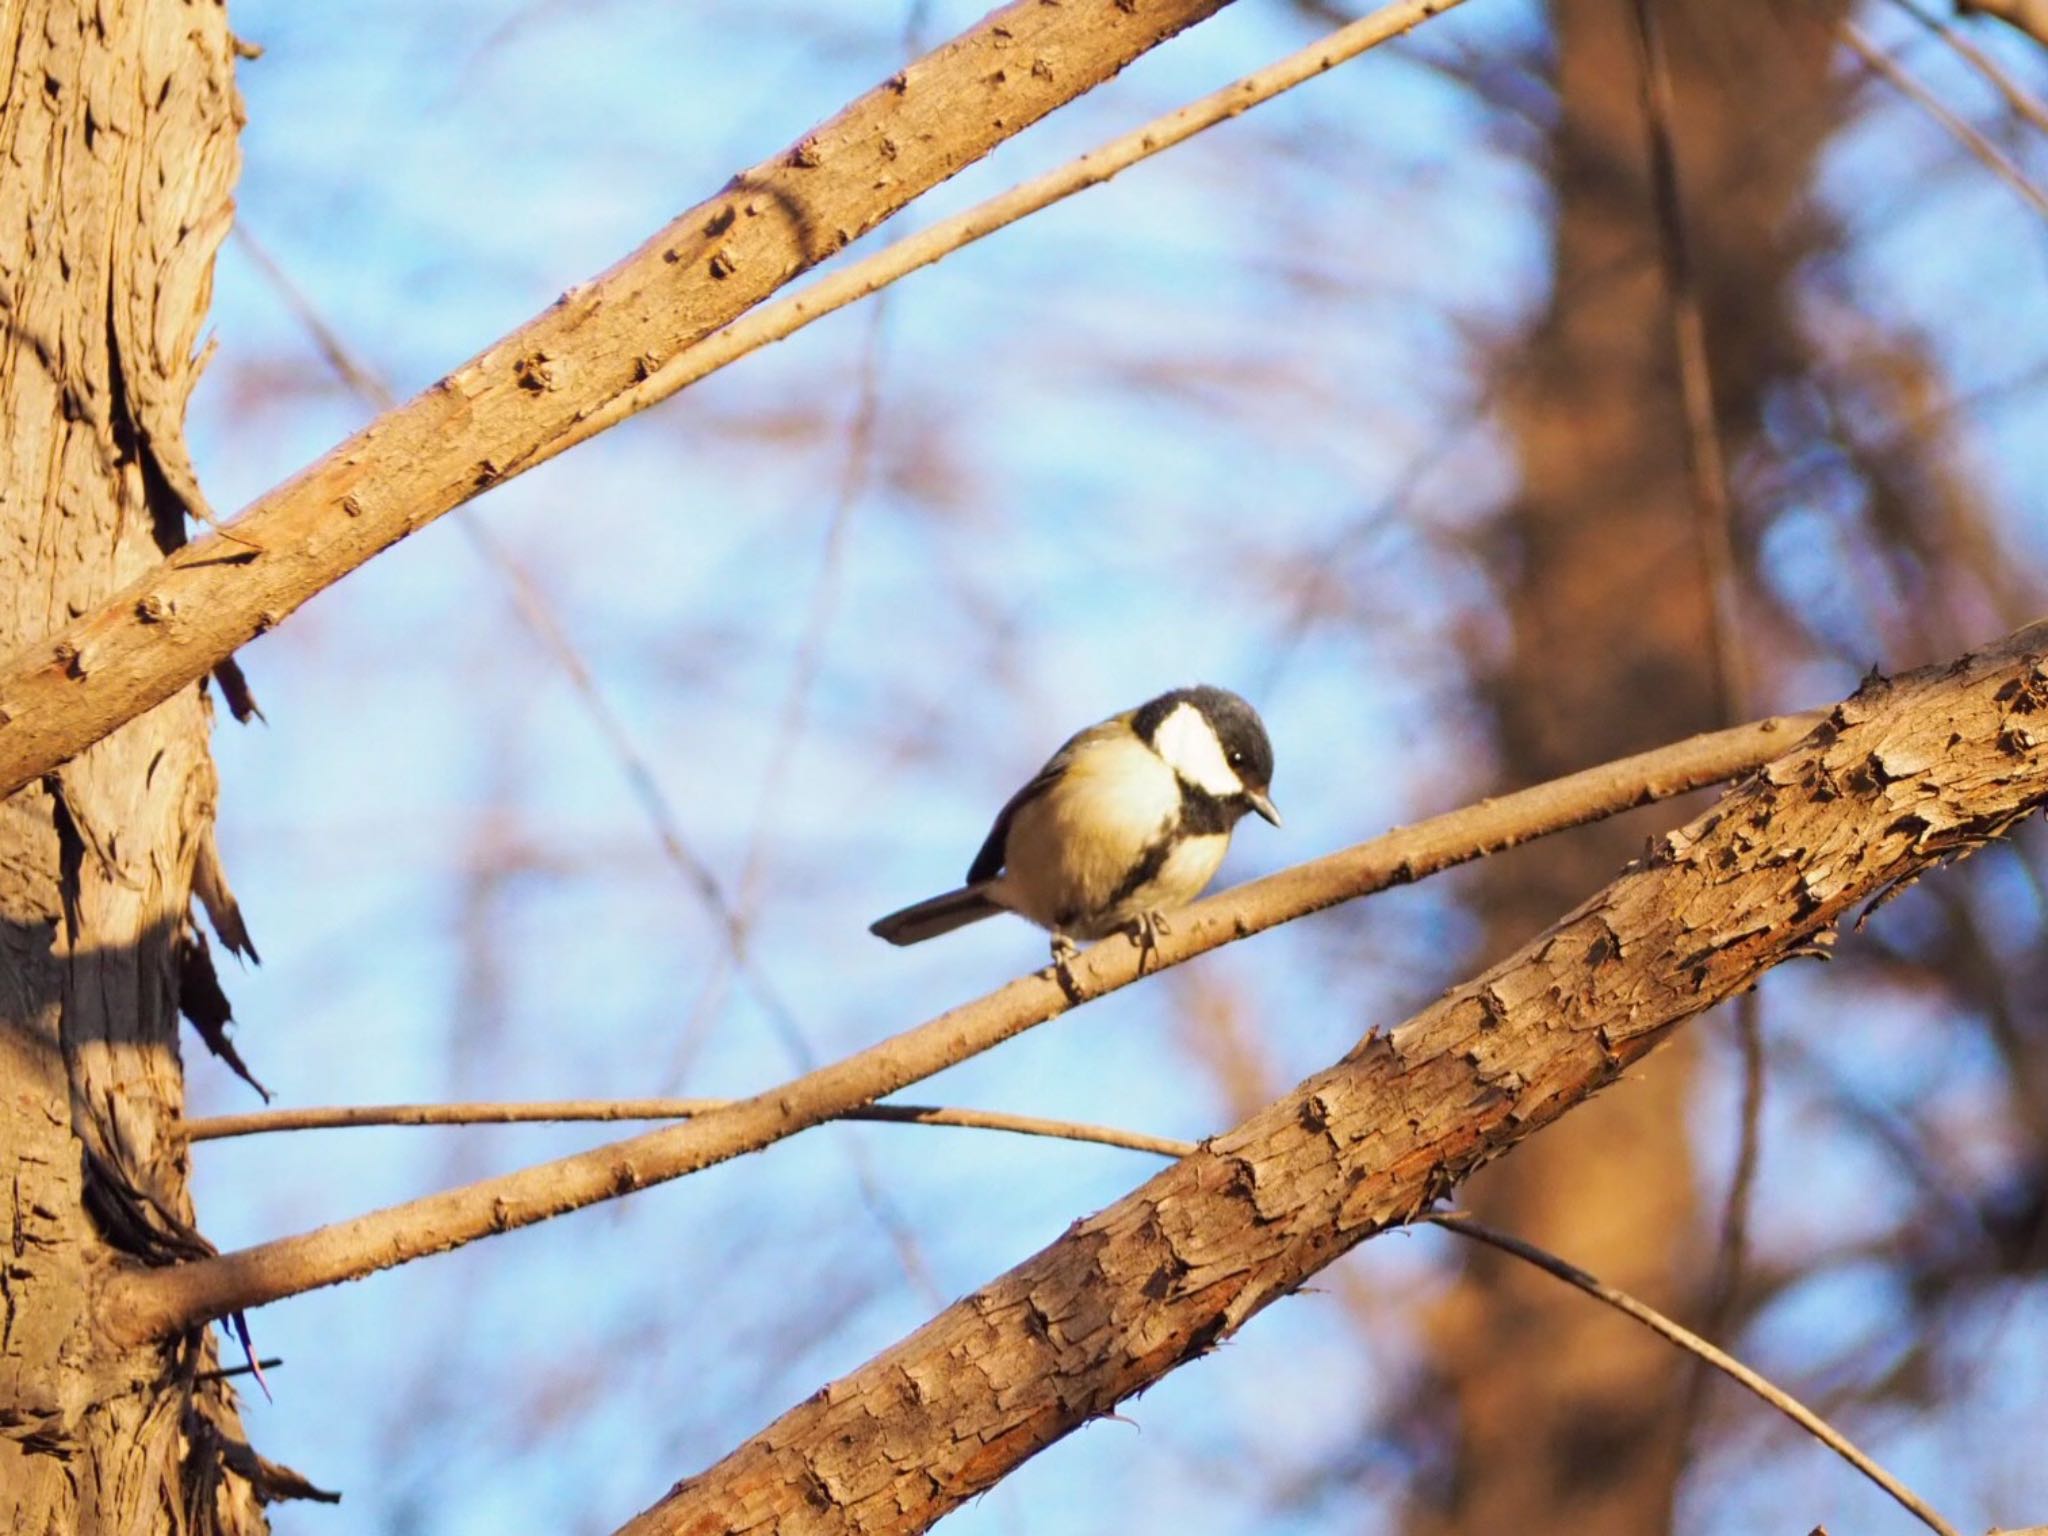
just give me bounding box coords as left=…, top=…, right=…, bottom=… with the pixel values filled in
left=1048, top=933, right=1084, bottom=1003
left=1127, top=910, right=1171, bottom=974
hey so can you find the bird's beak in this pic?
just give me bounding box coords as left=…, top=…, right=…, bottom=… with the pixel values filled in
left=1247, top=789, right=1282, bottom=827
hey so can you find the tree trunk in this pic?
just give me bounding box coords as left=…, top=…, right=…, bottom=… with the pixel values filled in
left=0, top=3, right=270, bottom=1529
left=1426, top=3, right=1846, bottom=1533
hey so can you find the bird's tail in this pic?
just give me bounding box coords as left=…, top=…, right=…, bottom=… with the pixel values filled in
left=869, top=883, right=1005, bottom=946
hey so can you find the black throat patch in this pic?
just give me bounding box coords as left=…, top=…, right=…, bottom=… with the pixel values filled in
left=1177, top=777, right=1237, bottom=836
left=1106, top=781, right=1237, bottom=911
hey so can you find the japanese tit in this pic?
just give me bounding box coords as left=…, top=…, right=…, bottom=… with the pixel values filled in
left=870, top=685, right=1280, bottom=970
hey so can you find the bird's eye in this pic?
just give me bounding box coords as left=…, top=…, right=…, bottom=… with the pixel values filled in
left=1227, top=750, right=1244, bottom=766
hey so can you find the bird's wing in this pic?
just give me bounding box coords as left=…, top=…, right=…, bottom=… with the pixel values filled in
left=965, top=715, right=1129, bottom=884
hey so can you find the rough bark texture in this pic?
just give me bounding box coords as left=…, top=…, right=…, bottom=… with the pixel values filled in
left=618, top=623, right=2048, bottom=1536
left=0, top=3, right=270, bottom=1530
left=1432, top=4, right=1848, bottom=1531
left=0, top=0, right=1241, bottom=800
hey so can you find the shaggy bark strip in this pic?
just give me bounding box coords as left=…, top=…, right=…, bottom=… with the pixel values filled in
left=615, top=623, right=2048, bottom=1536
left=0, top=0, right=1246, bottom=800
left=0, top=2, right=275, bottom=1529
left=101, top=708, right=1816, bottom=1342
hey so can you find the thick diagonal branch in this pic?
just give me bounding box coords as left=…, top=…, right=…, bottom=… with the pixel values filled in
left=615, top=622, right=2048, bottom=1536
left=0, top=0, right=1246, bottom=798
left=102, top=709, right=1815, bottom=1343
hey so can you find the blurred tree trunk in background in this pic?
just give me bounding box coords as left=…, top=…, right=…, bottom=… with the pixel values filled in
left=1417, top=3, right=1847, bottom=1533
left=0, top=4, right=270, bottom=1530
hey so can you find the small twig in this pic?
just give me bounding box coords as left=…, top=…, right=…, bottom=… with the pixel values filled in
left=671, top=0, right=935, bottom=1088
left=1841, top=20, right=2048, bottom=221
left=644, top=2, right=937, bottom=1293
left=1678, top=998, right=1767, bottom=1453
left=1424, top=1212, right=1963, bottom=1536
left=183, top=1098, right=1197, bottom=1160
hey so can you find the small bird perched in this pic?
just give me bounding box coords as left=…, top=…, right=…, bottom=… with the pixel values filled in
left=870, top=686, right=1280, bottom=979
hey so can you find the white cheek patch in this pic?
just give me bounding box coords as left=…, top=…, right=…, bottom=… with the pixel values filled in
left=1152, top=702, right=1242, bottom=796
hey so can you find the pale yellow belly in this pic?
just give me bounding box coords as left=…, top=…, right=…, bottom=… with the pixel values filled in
left=995, top=810, right=1230, bottom=941
left=1087, top=831, right=1229, bottom=937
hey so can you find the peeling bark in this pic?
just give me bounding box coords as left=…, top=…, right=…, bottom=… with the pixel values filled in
left=622, top=625, right=2048, bottom=1536
left=0, top=3, right=272, bottom=1530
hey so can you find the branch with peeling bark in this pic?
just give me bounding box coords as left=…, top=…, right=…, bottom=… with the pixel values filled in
left=604, top=624, right=2048, bottom=1536
left=106, top=708, right=1814, bottom=1342
left=0, top=0, right=1472, bottom=800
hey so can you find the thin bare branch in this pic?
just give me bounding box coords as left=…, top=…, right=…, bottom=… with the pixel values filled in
left=674, top=0, right=937, bottom=1086
left=0, top=0, right=1279, bottom=797
left=1424, top=1213, right=1963, bottom=1536
left=101, top=704, right=1825, bottom=1343
left=728, top=0, right=932, bottom=932
left=1842, top=20, right=2048, bottom=220
left=183, top=1098, right=1198, bottom=1160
